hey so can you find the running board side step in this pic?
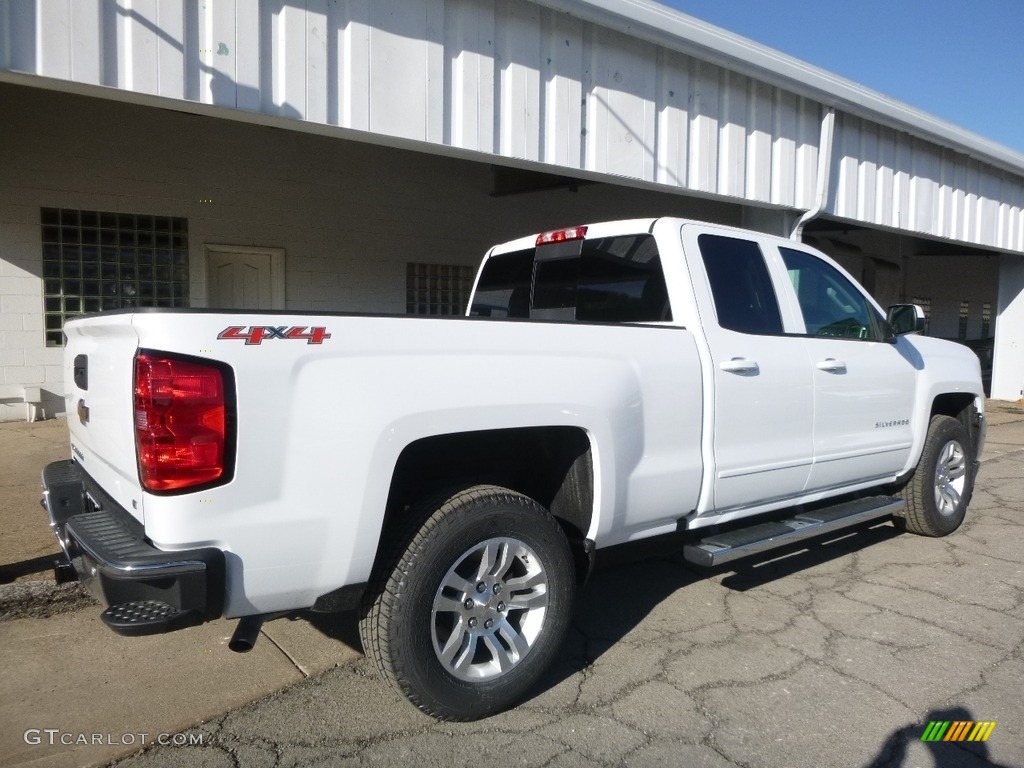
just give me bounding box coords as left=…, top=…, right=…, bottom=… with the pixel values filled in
left=683, top=496, right=905, bottom=567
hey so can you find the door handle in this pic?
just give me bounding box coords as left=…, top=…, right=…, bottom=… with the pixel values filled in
left=816, top=358, right=847, bottom=373
left=720, top=358, right=760, bottom=375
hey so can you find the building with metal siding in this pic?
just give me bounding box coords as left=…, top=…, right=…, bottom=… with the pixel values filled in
left=0, top=0, right=1022, bottom=417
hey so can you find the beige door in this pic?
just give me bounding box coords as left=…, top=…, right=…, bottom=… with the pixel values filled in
left=206, top=246, right=285, bottom=309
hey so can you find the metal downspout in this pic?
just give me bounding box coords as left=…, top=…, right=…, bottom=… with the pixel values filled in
left=791, top=107, right=835, bottom=241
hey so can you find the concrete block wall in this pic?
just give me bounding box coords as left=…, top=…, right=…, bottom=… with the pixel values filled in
left=0, top=199, right=64, bottom=421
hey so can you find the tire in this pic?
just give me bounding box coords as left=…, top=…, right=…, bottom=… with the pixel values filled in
left=895, top=415, right=974, bottom=537
left=359, top=485, right=576, bottom=720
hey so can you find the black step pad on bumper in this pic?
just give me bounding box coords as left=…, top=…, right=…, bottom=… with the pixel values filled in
left=102, top=600, right=203, bottom=635
left=683, top=496, right=905, bottom=567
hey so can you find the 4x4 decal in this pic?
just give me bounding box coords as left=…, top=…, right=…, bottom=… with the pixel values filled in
left=218, top=326, right=332, bottom=345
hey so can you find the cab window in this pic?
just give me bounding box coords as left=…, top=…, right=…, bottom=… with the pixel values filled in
left=469, top=235, right=671, bottom=323
left=697, top=235, right=783, bottom=335
left=470, top=250, right=533, bottom=318
left=780, top=248, right=880, bottom=340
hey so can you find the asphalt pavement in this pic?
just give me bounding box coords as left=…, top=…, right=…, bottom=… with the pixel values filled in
left=1, top=406, right=1022, bottom=768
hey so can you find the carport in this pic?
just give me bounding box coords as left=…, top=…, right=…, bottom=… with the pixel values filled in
left=1, top=0, right=1022, bottom=416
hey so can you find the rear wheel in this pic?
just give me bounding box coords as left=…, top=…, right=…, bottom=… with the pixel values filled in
left=359, top=485, right=575, bottom=720
left=895, top=415, right=974, bottom=536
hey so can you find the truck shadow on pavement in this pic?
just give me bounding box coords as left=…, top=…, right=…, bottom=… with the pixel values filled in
left=301, top=608, right=364, bottom=652
left=302, top=519, right=912, bottom=705
left=0, top=553, right=63, bottom=584
left=715, top=521, right=903, bottom=591
left=534, top=520, right=907, bottom=694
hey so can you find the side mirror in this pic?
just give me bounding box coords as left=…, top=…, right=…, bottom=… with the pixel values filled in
left=887, top=304, right=927, bottom=336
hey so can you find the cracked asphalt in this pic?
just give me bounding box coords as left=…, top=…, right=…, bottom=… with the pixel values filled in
left=108, top=451, right=1024, bottom=768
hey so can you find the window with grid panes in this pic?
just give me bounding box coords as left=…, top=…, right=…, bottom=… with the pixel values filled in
left=982, top=302, right=992, bottom=337
left=406, top=263, right=474, bottom=316
left=958, top=300, right=969, bottom=340
left=41, top=208, right=189, bottom=346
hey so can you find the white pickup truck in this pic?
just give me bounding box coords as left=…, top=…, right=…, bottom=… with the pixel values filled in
left=43, top=217, right=985, bottom=719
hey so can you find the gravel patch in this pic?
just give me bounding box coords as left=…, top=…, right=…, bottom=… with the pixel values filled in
left=0, top=580, right=97, bottom=621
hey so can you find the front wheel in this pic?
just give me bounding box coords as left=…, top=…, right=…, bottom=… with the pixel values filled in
left=359, top=486, right=575, bottom=720
left=895, top=415, right=975, bottom=536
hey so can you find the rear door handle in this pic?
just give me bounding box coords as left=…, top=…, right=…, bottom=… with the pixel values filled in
left=816, top=358, right=847, bottom=373
left=720, top=358, right=760, bottom=375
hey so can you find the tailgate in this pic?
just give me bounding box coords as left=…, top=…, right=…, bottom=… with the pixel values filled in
left=63, top=313, right=145, bottom=524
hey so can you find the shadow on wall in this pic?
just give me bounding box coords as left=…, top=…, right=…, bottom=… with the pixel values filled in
left=0, top=389, right=64, bottom=423
left=0, top=1, right=304, bottom=119
left=122, top=1, right=303, bottom=119
left=1, top=0, right=781, bottom=160
left=0, top=3, right=36, bottom=72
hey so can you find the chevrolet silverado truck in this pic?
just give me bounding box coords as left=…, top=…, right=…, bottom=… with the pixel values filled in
left=43, top=217, right=985, bottom=720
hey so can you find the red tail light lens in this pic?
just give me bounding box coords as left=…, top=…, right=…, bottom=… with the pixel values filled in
left=134, top=352, right=232, bottom=492
left=536, top=226, right=588, bottom=246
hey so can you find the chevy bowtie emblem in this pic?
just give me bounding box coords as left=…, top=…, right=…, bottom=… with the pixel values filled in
left=77, top=398, right=90, bottom=426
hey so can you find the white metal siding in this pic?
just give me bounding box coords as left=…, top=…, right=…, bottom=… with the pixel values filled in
left=2, top=0, right=1023, bottom=254
left=4, top=4, right=821, bottom=203
left=829, top=113, right=1024, bottom=252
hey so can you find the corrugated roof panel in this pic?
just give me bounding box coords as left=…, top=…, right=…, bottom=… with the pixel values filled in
left=37, top=0, right=71, bottom=80
left=3, top=0, right=1022, bottom=252
left=1009, top=180, right=1024, bottom=252
left=304, top=0, right=328, bottom=124
left=829, top=112, right=1024, bottom=250
left=540, top=8, right=585, bottom=167
left=364, top=1, right=431, bottom=141
left=332, top=1, right=368, bottom=130
left=0, top=0, right=35, bottom=72
left=496, top=1, right=542, bottom=161
left=743, top=79, right=772, bottom=203
left=687, top=60, right=719, bottom=194
left=129, top=0, right=157, bottom=96
left=585, top=24, right=657, bottom=180
left=70, top=0, right=103, bottom=86
left=770, top=90, right=800, bottom=207
left=465, top=0, right=502, bottom=152
left=155, top=0, right=186, bottom=99
left=654, top=48, right=689, bottom=187
left=716, top=71, right=746, bottom=198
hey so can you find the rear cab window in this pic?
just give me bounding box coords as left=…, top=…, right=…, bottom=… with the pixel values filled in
left=696, top=234, right=783, bottom=335
left=470, top=233, right=671, bottom=323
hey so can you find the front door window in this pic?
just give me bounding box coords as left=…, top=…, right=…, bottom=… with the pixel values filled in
left=779, top=247, right=881, bottom=340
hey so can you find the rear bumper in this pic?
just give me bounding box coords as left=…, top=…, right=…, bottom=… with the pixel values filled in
left=42, top=460, right=225, bottom=634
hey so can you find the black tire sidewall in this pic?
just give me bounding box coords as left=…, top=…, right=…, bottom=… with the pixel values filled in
left=918, top=416, right=972, bottom=535
left=386, top=494, right=574, bottom=719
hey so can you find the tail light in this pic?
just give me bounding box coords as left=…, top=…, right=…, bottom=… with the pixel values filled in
left=536, top=226, right=588, bottom=246
left=134, top=352, right=234, bottom=492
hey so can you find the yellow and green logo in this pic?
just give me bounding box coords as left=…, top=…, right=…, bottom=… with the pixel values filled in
left=921, top=721, right=997, bottom=742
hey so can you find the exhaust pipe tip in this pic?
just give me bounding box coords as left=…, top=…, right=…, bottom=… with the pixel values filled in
left=228, top=615, right=265, bottom=653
